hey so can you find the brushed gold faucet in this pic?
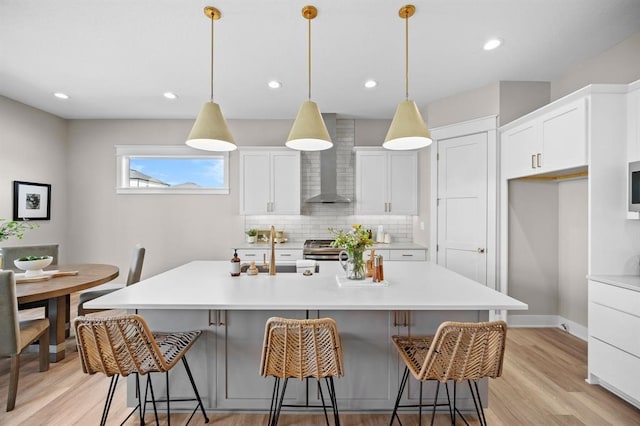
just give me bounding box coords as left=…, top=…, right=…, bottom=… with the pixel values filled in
left=269, top=225, right=276, bottom=275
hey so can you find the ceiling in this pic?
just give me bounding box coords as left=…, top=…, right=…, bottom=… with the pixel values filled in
left=2, top=0, right=640, bottom=120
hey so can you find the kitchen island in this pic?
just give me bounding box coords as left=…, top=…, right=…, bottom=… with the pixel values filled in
left=86, top=260, right=527, bottom=413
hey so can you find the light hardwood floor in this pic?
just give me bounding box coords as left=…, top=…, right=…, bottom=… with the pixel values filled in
left=1, top=297, right=639, bottom=425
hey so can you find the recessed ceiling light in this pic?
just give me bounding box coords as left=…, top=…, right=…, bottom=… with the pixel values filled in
left=53, top=92, right=69, bottom=99
left=364, top=79, right=377, bottom=89
left=163, top=92, right=178, bottom=99
left=483, top=38, right=502, bottom=51
left=268, top=80, right=282, bottom=89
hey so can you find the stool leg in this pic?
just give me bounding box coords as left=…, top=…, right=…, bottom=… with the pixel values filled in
left=145, top=374, right=159, bottom=425
left=268, top=378, right=280, bottom=426
left=328, top=376, right=340, bottom=426
left=317, top=379, right=330, bottom=426
left=100, top=375, right=119, bottom=426
left=166, top=371, right=170, bottom=426
left=181, top=356, right=210, bottom=423
left=444, top=382, right=453, bottom=422
left=389, top=366, right=409, bottom=426
left=430, top=381, right=440, bottom=426
left=471, top=380, right=487, bottom=426
left=272, top=378, right=288, bottom=426
left=418, top=381, right=423, bottom=426
left=135, top=373, right=145, bottom=425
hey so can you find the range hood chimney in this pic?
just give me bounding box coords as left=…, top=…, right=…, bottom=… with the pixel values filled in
left=305, top=114, right=351, bottom=203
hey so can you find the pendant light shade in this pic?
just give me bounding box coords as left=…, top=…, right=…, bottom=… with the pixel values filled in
left=383, top=100, right=431, bottom=150
left=186, top=101, right=236, bottom=151
left=286, top=5, right=332, bottom=151
left=286, top=101, right=332, bottom=151
left=186, top=6, right=236, bottom=152
left=384, top=5, right=432, bottom=150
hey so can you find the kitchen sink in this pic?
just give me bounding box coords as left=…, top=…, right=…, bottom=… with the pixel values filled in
left=239, top=263, right=320, bottom=274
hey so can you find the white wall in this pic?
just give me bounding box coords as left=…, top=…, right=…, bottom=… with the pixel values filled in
left=508, top=180, right=559, bottom=316
left=551, top=32, right=640, bottom=101
left=0, top=97, right=69, bottom=260
left=558, top=179, right=588, bottom=326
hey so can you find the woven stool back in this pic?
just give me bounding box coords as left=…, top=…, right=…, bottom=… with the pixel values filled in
left=75, top=314, right=179, bottom=377
left=260, top=317, right=344, bottom=380
left=419, top=320, right=506, bottom=382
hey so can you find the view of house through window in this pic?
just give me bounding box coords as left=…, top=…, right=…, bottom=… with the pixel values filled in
left=129, top=158, right=225, bottom=188
left=116, top=145, right=229, bottom=194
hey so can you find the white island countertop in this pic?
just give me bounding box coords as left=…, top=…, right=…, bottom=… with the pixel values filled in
left=86, top=260, right=527, bottom=311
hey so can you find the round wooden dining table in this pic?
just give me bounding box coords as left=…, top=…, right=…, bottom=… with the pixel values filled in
left=15, top=263, right=119, bottom=362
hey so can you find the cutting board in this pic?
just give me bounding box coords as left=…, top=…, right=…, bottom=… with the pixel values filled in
left=15, top=270, right=79, bottom=284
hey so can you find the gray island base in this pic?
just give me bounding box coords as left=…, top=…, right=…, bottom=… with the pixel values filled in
left=86, top=261, right=527, bottom=414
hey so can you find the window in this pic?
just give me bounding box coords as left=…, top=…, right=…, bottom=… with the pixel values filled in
left=116, top=145, right=229, bottom=194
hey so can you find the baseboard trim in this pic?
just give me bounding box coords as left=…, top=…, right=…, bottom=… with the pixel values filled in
left=507, top=314, right=587, bottom=341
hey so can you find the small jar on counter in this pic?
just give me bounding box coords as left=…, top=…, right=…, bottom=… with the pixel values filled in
left=372, top=255, right=384, bottom=283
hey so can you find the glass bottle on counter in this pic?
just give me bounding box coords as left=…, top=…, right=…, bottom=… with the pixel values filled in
left=230, top=249, right=241, bottom=277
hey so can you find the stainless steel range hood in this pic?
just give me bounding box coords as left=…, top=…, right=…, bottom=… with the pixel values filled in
left=305, top=113, right=351, bottom=203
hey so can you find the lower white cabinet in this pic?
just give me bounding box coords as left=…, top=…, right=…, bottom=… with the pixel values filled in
left=214, top=310, right=307, bottom=409
left=236, top=248, right=303, bottom=264
left=365, top=248, right=427, bottom=262
left=588, top=279, right=640, bottom=407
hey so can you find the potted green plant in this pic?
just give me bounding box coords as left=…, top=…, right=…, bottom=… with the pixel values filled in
left=246, top=229, right=258, bottom=243
left=0, top=219, right=38, bottom=270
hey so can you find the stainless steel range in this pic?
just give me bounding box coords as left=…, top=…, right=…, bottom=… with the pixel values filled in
left=303, top=239, right=342, bottom=261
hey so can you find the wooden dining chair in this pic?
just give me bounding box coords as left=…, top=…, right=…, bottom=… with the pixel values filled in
left=77, top=244, right=145, bottom=315
left=260, top=317, right=344, bottom=426
left=74, top=314, right=208, bottom=426
left=389, top=320, right=508, bottom=426
left=0, top=270, right=50, bottom=411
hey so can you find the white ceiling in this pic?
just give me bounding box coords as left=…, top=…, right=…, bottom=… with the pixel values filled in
left=1, top=0, right=640, bottom=120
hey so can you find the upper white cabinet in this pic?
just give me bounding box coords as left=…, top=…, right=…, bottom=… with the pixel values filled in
left=355, top=149, right=418, bottom=215
left=240, top=148, right=300, bottom=215
left=501, top=98, right=587, bottom=179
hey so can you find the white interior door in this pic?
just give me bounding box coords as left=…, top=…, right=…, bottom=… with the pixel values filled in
left=437, top=132, right=488, bottom=285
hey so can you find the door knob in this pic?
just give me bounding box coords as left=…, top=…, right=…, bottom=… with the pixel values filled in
left=477, top=248, right=485, bottom=253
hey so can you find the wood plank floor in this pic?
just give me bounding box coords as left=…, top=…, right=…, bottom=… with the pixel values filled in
left=1, top=299, right=639, bottom=425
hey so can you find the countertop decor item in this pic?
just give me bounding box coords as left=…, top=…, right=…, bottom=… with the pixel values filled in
left=14, top=256, right=53, bottom=277
left=185, top=6, right=236, bottom=152
left=285, top=5, right=332, bottom=151
left=330, top=224, right=374, bottom=280
left=246, top=229, right=257, bottom=243
left=383, top=4, right=432, bottom=150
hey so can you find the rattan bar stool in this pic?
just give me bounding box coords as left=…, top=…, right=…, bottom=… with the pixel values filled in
left=260, top=317, right=344, bottom=426
left=389, top=320, right=507, bottom=426
left=74, top=314, right=209, bottom=426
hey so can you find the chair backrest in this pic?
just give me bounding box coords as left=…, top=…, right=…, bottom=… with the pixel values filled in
left=418, top=320, right=507, bottom=382
left=0, top=244, right=59, bottom=272
left=74, top=314, right=167, bottom=376
left=126, top=244, right=145, bottom=286
left=260, top=317, right=344, bottom=380
left=0, top=271, right=20, bottom=356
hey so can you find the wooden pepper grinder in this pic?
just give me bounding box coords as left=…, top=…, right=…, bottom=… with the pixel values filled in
left=366, top=249, right=375, bottom=278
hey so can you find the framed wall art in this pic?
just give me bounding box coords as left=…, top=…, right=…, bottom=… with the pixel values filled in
left=13, top=181, right=51, bottom=220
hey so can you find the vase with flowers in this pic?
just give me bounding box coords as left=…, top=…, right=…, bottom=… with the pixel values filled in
left=0, top=219, right=38, bottom=269
left=330, top=224, right=374, bottom=280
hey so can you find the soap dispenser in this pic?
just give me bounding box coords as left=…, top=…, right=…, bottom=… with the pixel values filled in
left=230, top=249, right=241, bottom=277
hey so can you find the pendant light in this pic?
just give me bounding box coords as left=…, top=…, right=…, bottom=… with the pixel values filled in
left=383, top=4, right=432, bottom=150
left=186, top=6, right=236, bottom=152
left=285, top=5, right=332, bottom=152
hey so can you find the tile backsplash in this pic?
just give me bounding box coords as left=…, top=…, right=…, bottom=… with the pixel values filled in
left=244, top=119, right=414, bottom=242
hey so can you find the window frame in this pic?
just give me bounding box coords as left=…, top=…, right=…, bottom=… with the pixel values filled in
left=115, top=145, right=230, bottom=194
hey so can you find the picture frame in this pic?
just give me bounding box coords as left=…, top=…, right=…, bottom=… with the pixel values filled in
left=13, top=180, right=51, bottom=221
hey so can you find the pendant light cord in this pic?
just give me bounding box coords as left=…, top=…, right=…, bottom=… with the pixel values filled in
left=307, top=16, right=312, bottom=101
left=405, top=12, right=409, bottom=100
left=210, top=14, right=215, bottom=102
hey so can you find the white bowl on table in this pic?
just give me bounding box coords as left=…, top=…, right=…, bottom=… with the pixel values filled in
left=14, top=256, right=54, bottom=277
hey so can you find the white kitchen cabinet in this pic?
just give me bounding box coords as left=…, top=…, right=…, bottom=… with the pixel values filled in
left=501, top=98, right=587, bottom=179
left=354, top=149, right=418, bottom=215
left=240, top=148, right=300, bottom=215
left=588, top=279, right=640, bottom=407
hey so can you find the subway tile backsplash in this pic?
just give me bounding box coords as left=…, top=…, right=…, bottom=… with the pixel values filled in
left=244, top=119, right=414, bottom=242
